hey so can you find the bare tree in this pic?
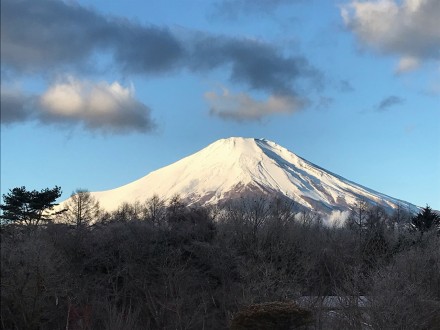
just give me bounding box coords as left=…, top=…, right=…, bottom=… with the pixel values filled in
left=143, top=194, right=166, bottom=225
left=367, top=240, right=440, bottom=329
left=347, top=199, right=369, bottom=242
left=62, top=189, right=100, bottom=227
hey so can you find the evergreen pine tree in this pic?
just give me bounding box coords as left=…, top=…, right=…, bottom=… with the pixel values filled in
left=0, top=186, right=63, bottom=226
left=411, top=205, right=440, bottom=234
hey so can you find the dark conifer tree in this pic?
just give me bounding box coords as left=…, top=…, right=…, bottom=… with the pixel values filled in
left=411, top=205, right=440, bottom=234
left=0, top=186, right=63, bottom=226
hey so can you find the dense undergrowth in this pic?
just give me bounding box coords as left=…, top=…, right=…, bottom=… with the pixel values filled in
left=1, top=197, right=439, bottom=329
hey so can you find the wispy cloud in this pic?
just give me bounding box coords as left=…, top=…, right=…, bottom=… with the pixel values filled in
left=396, top=56, right=421, bottom=73
left=376, top=95, right=405, bottom=111
left=205, top=87, right=304, bottom=121
left=1, top=78, right=156, bottom=134
left=340, top=0, right=440, bottom=72
left=315, top=96, right=334, bottom=110
left=339, top=80, right=355, bottom=92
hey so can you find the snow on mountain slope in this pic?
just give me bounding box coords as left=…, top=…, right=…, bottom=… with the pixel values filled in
left=63, top=137, right=417, bottom=214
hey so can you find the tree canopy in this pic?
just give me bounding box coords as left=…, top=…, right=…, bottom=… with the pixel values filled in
left=0, top=186, right=63, bottom=226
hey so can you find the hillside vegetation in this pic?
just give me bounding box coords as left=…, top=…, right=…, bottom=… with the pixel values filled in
left=1, top=193, right=440, bottom=329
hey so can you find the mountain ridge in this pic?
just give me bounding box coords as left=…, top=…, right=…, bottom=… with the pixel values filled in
left=63, top=137, right=418, bottom=214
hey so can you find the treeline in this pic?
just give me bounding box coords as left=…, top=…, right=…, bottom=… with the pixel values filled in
left=1, top=189, right=440, bottom=329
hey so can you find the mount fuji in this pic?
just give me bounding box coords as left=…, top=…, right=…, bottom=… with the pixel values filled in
left=69, top=137, right=417, bottom=214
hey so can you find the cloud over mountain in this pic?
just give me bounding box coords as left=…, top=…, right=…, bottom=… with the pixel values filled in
left=1, top=0, right=321, bottom=126
left=189, top=35, right=320, bottom=97
left=341, top=0, right=440, bottom=72
left=205, top=88, right=303, bottom=121
left=1, top=0, right=318, bottom=95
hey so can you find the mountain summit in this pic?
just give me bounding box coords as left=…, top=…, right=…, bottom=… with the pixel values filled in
left=83, top=137, right=416, bottom=214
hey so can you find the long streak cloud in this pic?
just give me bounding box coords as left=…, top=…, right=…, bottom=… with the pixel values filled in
left=1, top=0, right=321, bottom=127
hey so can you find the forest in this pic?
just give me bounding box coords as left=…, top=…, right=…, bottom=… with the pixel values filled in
left=1, top=187, right=440, bottom=329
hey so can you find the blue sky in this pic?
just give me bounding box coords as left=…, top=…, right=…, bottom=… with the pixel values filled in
left=1, top=0, right=439, bottom=209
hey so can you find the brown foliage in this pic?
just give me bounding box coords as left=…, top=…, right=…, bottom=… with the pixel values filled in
left=230, top=301, right=312, bottom=330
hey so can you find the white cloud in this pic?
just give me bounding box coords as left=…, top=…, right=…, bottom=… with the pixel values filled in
left=205, top=87, right=304, bottom=121
left=39, top=77, right=155, bottom=133
left=40, top=79, right=86, bottom=117
left=1, top=78, right=156, bottom=133
left=396, top=56, right=421, bottom=73
left=341, top=0, right=440, bottom=70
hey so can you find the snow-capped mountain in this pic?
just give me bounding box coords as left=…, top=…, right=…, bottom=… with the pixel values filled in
left=67, top=137, right=417, bottom=214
